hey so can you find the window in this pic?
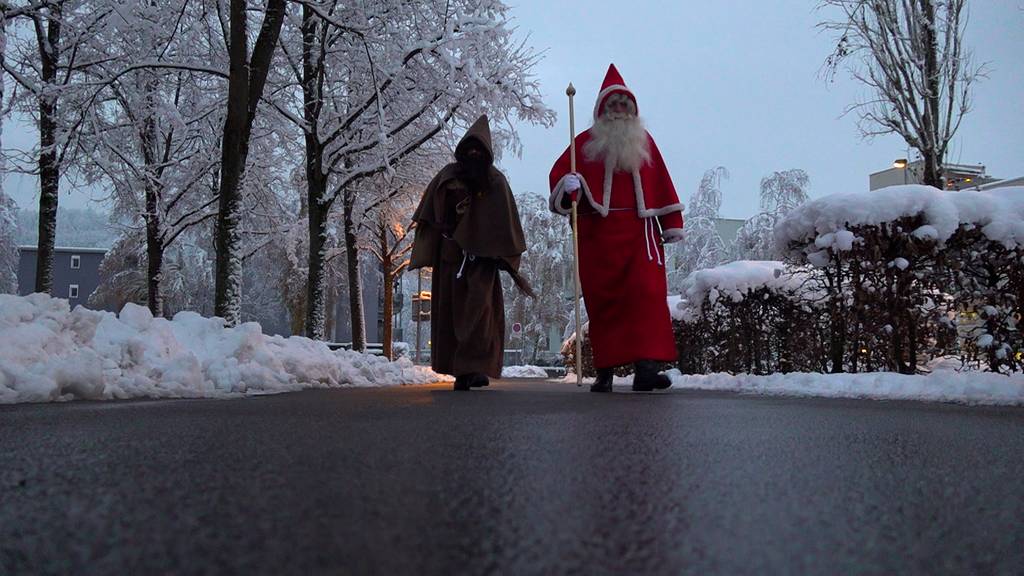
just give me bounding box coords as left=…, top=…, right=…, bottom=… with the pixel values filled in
left=71, top=255, right=81, bottom=269
left=69, top=284, right=79, bottom=299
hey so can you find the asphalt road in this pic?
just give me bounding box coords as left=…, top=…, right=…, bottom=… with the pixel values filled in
left=2, top=380, right=1023, bottom=575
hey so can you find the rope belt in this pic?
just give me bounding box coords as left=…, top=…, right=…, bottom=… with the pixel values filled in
left=456, top=252, right=475, bottom=279
left=643, top=216, right=664, bottom=266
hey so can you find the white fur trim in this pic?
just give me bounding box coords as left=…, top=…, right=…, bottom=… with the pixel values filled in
left=552, top=168, right=684, bottom=220
left=631, top=167, right=685, bottom=218
left=550, top=173, right=602, bottom=216
left=593, top=84, right=636, bottom=119
left=661, top=228, right=685, bottom=243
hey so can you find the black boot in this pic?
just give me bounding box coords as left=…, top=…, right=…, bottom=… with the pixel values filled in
left=468, top=373, right=489, bottom=388
left=632, top=360, right=671, bottom=392
left=454, top=375, right=472, bottom=391
left=590, top=367, right=614, bottom=393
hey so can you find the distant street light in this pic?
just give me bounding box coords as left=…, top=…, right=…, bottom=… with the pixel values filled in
left=893, top=158, right=909, bottom=184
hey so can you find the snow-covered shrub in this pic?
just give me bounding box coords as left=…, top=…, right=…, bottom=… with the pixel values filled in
left=938, top=223, right=1024, bottom=373
left=672, top=261, right=826, bottom=374
left=776, top=185, right=1024, bottom=374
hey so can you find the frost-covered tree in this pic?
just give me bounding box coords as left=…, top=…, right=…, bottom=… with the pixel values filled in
left=733, top=169, right=809, bottom=261
left=90, top=228, right=215, bottom=317
left=0, top=189, right=18, bottom=293
left=271, top=0, right=554, bottom=345
left=820, top=0, right=983, bottom=188
left=669, top=166, right=728, bottom=290
left=77, top=1, right=227, bottom=317
left=3, top=1, right=113, bottom=294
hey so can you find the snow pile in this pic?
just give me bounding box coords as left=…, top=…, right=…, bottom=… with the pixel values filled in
left=0, top=294, right=444, bottom=404
left=501, top=365, right=549, bottom=378
left=666, top=368, right=1024, bottom=406
left=672, top=260, right=815, bottom=320
left=775, top=185, right=1024, bottom=256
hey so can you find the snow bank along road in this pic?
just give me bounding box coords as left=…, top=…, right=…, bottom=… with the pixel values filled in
left=4, top=293, right=1021, bottom=406
left=2, top=380, right=1022, bottom=575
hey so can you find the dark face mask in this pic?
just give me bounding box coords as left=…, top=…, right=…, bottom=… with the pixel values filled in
left=459, top=146, right=490, bottom=189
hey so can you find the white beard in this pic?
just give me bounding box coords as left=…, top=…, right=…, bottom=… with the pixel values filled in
left=583, top=116, right=651, bottom=173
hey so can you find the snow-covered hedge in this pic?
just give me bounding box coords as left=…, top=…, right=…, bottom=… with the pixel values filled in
left=672, top=261, right=827, bottom=375
left=776, top=185, right=1024, bottom=374
left=774, top=185, right=1024, bottom=257
left=668, top=185, right=1024, bottom=376
left=0, top=294, right=445, bottom=404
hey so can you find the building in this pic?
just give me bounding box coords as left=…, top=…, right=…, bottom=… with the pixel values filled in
left=978, top=176, right=1024, bottom=191
left=17, top=246, right=108, bottom=309
left=715, top=218, right=745, bottom=250
left=869, top=160, right=1000, bottom=191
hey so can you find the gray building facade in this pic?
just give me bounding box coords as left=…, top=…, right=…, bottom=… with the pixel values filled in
left=17, top=246, right=110, bottom=310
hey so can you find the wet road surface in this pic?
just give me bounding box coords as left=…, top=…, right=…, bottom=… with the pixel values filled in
left=2, top=379, right=1023, bottom=575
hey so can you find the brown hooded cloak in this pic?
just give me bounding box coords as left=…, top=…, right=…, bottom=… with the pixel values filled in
left=409, top=115, right=532, bottom=379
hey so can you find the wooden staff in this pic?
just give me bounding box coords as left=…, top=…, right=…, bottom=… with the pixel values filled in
left=567, top=83, right=583, bottom=387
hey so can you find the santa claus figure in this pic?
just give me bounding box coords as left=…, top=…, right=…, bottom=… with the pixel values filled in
left=549, top=64, right=683, bottom=393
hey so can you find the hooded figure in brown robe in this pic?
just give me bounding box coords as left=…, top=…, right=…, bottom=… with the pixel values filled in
left=410, top=115, right=533, bottom=390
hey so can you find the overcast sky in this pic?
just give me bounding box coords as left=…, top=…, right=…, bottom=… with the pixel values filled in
left=4, top=1, right=1022, bottom=220
left=498, top=0, right=1024, bottom=219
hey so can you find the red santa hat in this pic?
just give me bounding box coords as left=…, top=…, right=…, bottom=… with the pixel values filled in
left=593, top=63, right=638, bottom=119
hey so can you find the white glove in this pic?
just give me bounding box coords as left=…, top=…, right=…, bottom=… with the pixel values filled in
left=564, top=173, right=581, bottom=192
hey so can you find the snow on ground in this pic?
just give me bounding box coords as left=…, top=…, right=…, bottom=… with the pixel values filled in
left=0, top=294, right=446, bottom=404
left=666, top=369, right=1024, bottom=406
left=559, top=367, right=1024, bottom=406
left=501, top=365, right=549, bottom=378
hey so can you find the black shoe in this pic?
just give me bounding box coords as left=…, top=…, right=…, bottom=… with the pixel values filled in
left=590, top=368, right=614, bottom=393
left=454, top=375, right=472, bottom=391
left=632, top=360, right=671, bottom=392
left=468, top=373, right=489, bottom=388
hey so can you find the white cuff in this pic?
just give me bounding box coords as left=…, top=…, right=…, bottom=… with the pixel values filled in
left=661, top=228, right=685, bottom=244
left=549, top=174, right=586, bottom=216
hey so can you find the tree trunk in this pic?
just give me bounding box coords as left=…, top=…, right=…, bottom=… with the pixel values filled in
left=213, top=0, right=249, bottom=324
left=214, top=0, right=287, bottom=325
left=301, top=5, right=329, bottom=340
left=305, top=196, right=329, bottom=339
left=343, top=190, right=366, bottom=351
left=146, top=230, right=164, bottom=317
left=34, top=8, right=61, bottom=295
left=140, top=73, right=164, bottom=317
left=325, top=282, right=337, bottom=341
left=919, top=0, right=944, bottom=188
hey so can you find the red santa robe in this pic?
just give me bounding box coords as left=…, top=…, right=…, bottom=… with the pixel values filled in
left=548, top=64, right=684, bottom=369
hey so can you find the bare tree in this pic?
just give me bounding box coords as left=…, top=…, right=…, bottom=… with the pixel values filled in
left=365, top=190, right=417, bottom=359
left=820, top=0, right=984, bottom=188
